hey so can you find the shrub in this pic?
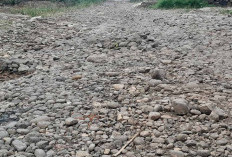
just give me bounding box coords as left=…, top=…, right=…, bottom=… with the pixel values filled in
left=0, top=0, right=23, bottom=5
left=153, top=0, right=210, bottom=9
left=10, top=6, right=65, bottom=17
left=54, top=0, right=105, bottom=5
left=130, top=0, right=143, bottom=2
left=221, top=10, right=232, bottom=15
left=5, top=0, right=105, bottom=17
left=1, top=0, right=105, bottom=6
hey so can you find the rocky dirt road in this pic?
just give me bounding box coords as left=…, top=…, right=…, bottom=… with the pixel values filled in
left=0, top=1, right=232, bottom=157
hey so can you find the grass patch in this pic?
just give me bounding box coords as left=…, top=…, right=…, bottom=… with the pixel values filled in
left=221, top=10, right=232, bottom=15
left=152, top=0, right=210, bottom=9
left=9, top=6, right=66, bottom=17
left=7, top=0, right=105, bottom=17
left=54, top=0, right=105, bottom=6
left=130, top=0, right=143, bottom=2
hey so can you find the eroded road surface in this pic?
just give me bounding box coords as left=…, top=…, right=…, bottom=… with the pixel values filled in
left=0, top=1, right=232, bottom=157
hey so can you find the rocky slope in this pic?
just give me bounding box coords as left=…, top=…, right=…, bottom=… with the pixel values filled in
left=0, top=1, right=232, bottom=157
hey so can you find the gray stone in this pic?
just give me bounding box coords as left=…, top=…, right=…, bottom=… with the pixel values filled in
left=197, top=150, right=210, bottom=157
left=65, top=117, right=78, bottom=126
left=37, top=121, right=51, bottom=129
left=89, top=143, right=95, bottom=151
left=17, top=129, right=30, bottom=135
left=190, top=109, right=201, bottom=115
left=87, top=54, right=107, bottom=63
left=175, top=134, right=188, bottom=142
left=216, top=138, right=228, bottom=145
left=35, top=149, right=46, bottom=157
left=105, top=101, right=120, bottom=109
left=199, top=105, right=212, bottom=115
left=0, top=149, right=8, bottom=156
left=12, top=140, right=27, bottom=151
left=76, top=151, right=91, bottom=157
left=31, top=116, right=50, bottom=124
left=89, top=124, right=99, bottom=131
left=149, top=112, right=161, bottom=120
left=46, top=150, right=55, bottom=157
left=25, top=132, right=43, bottom=143
left=213, top=107, right=227, bottom=119
left=134, top=137, right=145, bottom=145
left=151, top=69, right=166, bottom=80
left=209, top=111, right=220, bottom=121
left=36, top=141, right=49, bottom=149
left=18, top=64, right=29, bottom=72
left=148, top=79, right=162, bottom=87
left=169, top=150, right=185, bottom=157
left=171, top=98, right=189, bottom=115
left=0, top=129, right=9, bottom=139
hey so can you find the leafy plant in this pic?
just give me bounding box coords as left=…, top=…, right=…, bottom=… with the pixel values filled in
left=7, top=0, right=106, bottom=17
left=152, top=0, right=210, bottom=9
left=9, top=6, right=65, bottom=17
left=221, top=10, right=232, bottom=15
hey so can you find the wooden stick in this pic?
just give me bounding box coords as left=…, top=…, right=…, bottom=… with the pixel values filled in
left=113, top=131, right=141, bottom=157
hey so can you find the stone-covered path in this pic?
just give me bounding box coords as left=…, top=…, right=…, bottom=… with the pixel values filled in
left=0, top=1, right=232, bottom=157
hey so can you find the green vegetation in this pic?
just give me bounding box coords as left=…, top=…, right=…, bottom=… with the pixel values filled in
left=221, top=10, right=232, bottom=15
left=9, top=6, right=66, bottom=17
left=54, top=0, right=105, bottom=5
left=2, top=0, right=105, bottom=17
left=0, top=0, right=22, bottom=5
left=1, top=0, right=105, bottom=5
left=130, top=0, right=143, bottom=2
left=152, top=0, right=210, bottom=9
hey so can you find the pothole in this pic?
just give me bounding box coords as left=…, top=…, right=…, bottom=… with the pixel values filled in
left=0, top=58, right=37, bottom=82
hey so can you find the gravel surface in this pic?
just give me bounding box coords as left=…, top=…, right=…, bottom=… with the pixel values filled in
left=0, top=1, right=232, bottom=157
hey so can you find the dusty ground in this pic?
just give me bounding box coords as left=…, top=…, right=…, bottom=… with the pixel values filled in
left=0, top=1, right=232, bottom=157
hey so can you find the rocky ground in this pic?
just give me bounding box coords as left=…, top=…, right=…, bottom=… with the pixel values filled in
left=0, top=1, right=232, bottom=157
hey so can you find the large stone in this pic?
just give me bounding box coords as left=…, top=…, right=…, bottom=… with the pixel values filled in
left=87, top=54, right=107, bottom=63
left=37, top=121, right=51, bottom=129
left=112, top=84, right=124, bottom=90
left=197, top=150, right=210, bottom=157
left=31, top=116, right=50, bottom=124
left=213, top=107, right=227, bottom=119
left=76, top=151, right=91, bottom=157
left=35, top=149, right=46, bottom=157
left=175, top=134, right=188, bottom=142
left=0, top=129, right=9, bottom=139
left=134, top=137, right=145, bottom=145
left=18, top=64, right=29, bottom=73
left=199, top=104, right=212, bottom=115
left=25, top=132, right=43, bottom=143
left=170, top=150, right=185, bottom=157
left=0, top=59, right=7, bottom=71
left=12, top=140, right=27, bottom=151
left=149, top=112, right=161, bottom=120
left=171, top=99, right=189, bottom=115
left=105, top=101, right=120, bottom=109
left=36, top=141, right=49, bottom=149
left=151, top=69, right=166, bottom=80
left=65, top=117, right=78, bottom=126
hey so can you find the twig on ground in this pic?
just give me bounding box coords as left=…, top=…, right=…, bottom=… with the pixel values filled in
left=113, top=130, right=141, bottom=157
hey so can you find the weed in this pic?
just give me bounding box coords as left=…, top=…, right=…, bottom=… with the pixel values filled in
left=152, top=0, right=210, bottom=9
left=7, top=0, right=105, bottom=17
left=221, top=10, right=232, bottom=15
